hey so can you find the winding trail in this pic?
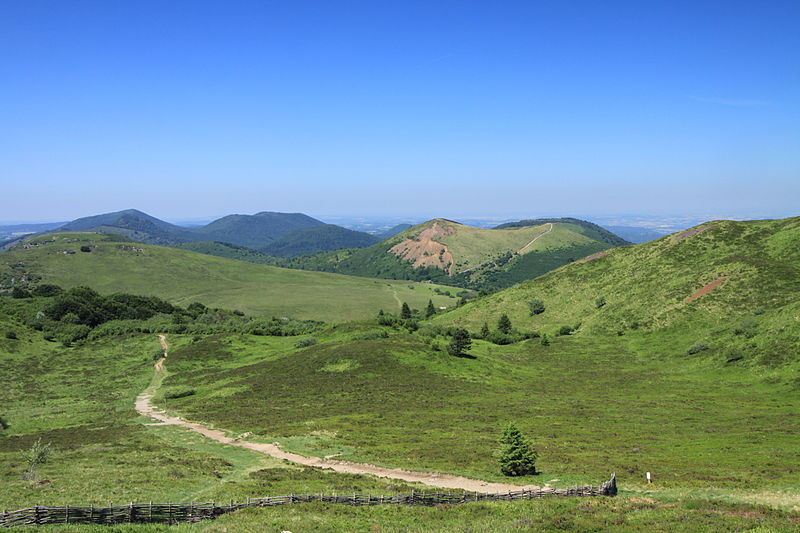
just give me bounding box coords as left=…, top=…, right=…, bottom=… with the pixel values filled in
left=136, top=335, right=540, bottom=494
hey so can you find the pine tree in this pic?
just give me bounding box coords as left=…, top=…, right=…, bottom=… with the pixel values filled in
left=447, top=328, right=472, bottom=357
left=400, top=302, right=412, bottom=319
left=480, top=322, right=490, bottom=339
left=497, top=423, right=537, bottom=476
left=425, top=299, right=436, bottom=318
left=498, top=313, right=512, bottom=334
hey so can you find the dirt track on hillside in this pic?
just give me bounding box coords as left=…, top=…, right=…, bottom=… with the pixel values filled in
left=136, top=335, right=541, bottom=493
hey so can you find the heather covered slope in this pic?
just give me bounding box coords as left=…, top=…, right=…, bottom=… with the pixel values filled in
left=438, top=216, right=800, bottom=363
left=0, top=233, right=459, bottom=321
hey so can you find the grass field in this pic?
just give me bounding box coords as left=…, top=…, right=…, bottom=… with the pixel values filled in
left=1, top=217, right=798, bottom=531
left=0, top=233, right=460, bottom=321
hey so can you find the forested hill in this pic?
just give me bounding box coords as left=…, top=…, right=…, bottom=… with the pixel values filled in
left=188, top=212, right=325, bottom=248
left=260, top=225, right=380, bottom=257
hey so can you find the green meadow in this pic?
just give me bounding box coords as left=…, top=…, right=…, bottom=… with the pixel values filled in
left=0, top=233, right=460, bottom=321
left=1, top=217, right=798, bottom=531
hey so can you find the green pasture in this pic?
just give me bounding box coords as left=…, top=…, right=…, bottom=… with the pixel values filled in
left=0, top=233, right=459, bottom=321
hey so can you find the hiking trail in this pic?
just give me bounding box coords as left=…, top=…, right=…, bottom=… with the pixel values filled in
left=136, top=335, right=541, bottom=493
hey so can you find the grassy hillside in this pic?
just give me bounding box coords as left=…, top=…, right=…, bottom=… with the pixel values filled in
left=282, top=218, right=620, bottom=291
left=495, top=217, right=630, bottom=246
left=260, top=224, right=380, bottom=257
left=1, top=213, right=798, bottom=531
left=0, top=233, right=460, bottom=321
left=176, top=241, right=280, bottom=264
left=438, top=217, right=800, bottom=364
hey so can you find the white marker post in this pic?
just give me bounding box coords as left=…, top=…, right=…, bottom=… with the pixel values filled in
left=646, top=471, right=651, bottom=484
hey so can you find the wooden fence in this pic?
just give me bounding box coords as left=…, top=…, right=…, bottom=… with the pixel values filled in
left=1, top=475, right=616, bottom=528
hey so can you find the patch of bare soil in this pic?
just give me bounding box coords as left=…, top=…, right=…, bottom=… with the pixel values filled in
left=136, top=335, right=541, bottom=494
left=673, top=224, right=713, bottom=243
left=389, top=222, right=456, bottom=274
left=685, top=278, right=726, bottom=302
left=580, top=250, right=610, bottom=263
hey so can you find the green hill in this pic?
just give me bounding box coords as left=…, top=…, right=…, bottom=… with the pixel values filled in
left=283, top=218, right=625, bottom=291
left=55, top=209, right=333, bottom=250
left=439, top=216, right=800, bottom=364
left=260, top=224, right=380, bottom=257
left=188, top=211, right=325, bottom=248
left=59, top=209, right=197, bottom=245
left=2, top=220, right=799, bottom=528
left=494, top=217, right=630, bottom=246
left=176, top=241, right=280, bottom=264
left=0, top=233, right=460, bottom=321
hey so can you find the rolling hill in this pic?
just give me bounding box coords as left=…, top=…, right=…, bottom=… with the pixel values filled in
left=50, top=209, right=379, bottom=256
left=187, top=211, right=325, bottom=248
left=439, top=216, right=800, bottom=364
left=259, top=224, right=381, bottom=257
left=0, top=232, right=462, bottom=321
left=282, top=218, right=629, bottom=291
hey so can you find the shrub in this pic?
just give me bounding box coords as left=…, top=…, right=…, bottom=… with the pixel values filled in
left=558, top=325, right=574, bottom=336
left=79, top=245, right=92, bottom=252
left=486, top=331, right=512, bottom=345
left=595, top=296, right=606, bottom=308
left=540, top=334, right=550, bottom=346
left=528, top=299, right=545, bottom=315
left=294, top=337, right=318, bottom=348
left=497, top=423, right=537, bottom=476
left=31, top=284, right=64, bottom=297
left=4, top=331, right=17, bottom=340
left=20, top=438, right=53, bottom=481
left=686, top=342, right=710, bottom=355
left=11, top=287, right=32, bottom=299
left=164, top=389, right=196, bottom=400
left=352, top=330, right=389, bottom=341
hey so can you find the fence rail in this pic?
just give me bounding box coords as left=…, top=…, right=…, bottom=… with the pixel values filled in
left=1, top=474, right=616, bottom=528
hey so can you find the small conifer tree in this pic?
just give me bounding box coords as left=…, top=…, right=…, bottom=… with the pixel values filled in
left=425, top=299, right=436, bottom=318
left=480, top=322, right=490, bottom=339
left=498, top=314, right=512, bottom=334
left=400, top=302, right=412, bottom=319
left=497, top=423, right=537, bottom=476
left=447, top=328, right=472, bottom=357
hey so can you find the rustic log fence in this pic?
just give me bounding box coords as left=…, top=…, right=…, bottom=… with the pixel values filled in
left=1, top=474, right=616, bottom=528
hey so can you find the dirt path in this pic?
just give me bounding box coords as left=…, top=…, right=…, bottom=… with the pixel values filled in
left=458, top=223, right=554, bottom=274
left=136, top=336, right=540, bottom=494
left=517, top=223, right=553, bottom=254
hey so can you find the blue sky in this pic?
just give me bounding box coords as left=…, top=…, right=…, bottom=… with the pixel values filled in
left=2, top=1, right=798, bottom=222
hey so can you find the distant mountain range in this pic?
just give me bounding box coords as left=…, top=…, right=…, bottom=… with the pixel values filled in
left=6, top=209, right=639, bottom=290
left=53, top=209, right=379, bottom=256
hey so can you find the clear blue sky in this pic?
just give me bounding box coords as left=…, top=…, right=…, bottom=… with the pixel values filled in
left=2, top=1, right=798, bottom=222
